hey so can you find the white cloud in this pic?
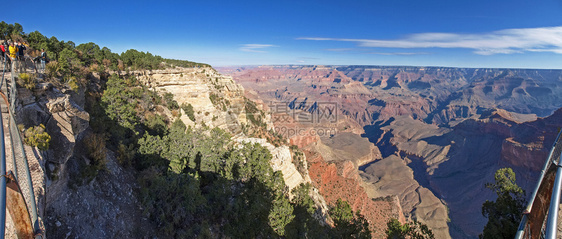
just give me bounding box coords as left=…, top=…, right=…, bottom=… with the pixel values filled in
left=366, top=52, right=429, bottom=56
left=324, top=48, right=427, bottom=55
left=240, top=44, right=278, bottom=53
left=298, top=26, right=562, bottom=55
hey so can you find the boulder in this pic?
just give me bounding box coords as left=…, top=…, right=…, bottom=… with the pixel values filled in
left=19, top=103, right=49, bottom=128
left=45, top=96, right=89, bottom=164
left=17, top=88, right=36, bottom=106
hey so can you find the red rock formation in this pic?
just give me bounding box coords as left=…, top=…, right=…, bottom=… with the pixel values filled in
left=289, top=133, right=320, bottom=148
left=305, top=150, right=405, bottom=238
left=501, top=138, right=547, bottom=171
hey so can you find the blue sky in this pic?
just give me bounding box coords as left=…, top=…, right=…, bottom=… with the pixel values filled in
left=4, top=0, right=562, bottom=68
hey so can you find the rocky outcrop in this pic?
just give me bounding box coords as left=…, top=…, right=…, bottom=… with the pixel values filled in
left=135, top=67, right=337, bottom=228
left=305, top=150, right=405, bottom=238
left=45, top=151, right=154, bottom=238
left=360, top=155, right=450, bottom=239
left=44, top=95, right=89, bottom=165
left=11, top=81, right=153, bottom=238
left=316, top=132, right=382, bottom=166
left=501, top=138, right=547, bottom=171
left=137, top=67, right=248, bottom=134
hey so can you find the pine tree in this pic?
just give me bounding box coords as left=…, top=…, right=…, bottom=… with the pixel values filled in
left=480, top=168, right=525, bottom=239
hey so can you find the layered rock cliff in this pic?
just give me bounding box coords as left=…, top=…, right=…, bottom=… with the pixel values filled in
left=137, top=68, right=248, bottom=133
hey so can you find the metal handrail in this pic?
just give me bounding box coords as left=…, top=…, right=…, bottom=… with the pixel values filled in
left=5, top=57, right=18, bottom=182
left=0, top=56, right=43, bottom=238
left=515, top=129, right=562, bottom=239
left=7, top=97, right=40, bottom=234
left=545, top=152, right=562, bottom=238
left=7, top=57, right=41, bottom=236
left=529, top=131, right=561, bottom=213
left=0, top=55, right=7, bottom=239
left=515, top=131, right=562, bottom=239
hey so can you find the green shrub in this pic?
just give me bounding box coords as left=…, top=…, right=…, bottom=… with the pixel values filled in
left=209, top=93, right=220, bottom=106
left=291, top=148, right=306, bottom=176
left=144, top=113, right=167, bottom=136
left=386, top=218, right=435, bottom=239
left=45, top=61, right=60, bottom=80
left=66, top=77, right=79, bottom=91
left=330, top=199, right=371, bottom=238
left=72, top=133, right=108, bottom=184
left=138, top=169, right=206, bottom=238
left=172, top=109, right=181, bottom=118
left=23, top=124, right=51, bottom=150
left=117, top=143, right=135, bottom=167
left=84, top=133, right=107, bottom=167
left=18, top=73, right=35, bottom=90
left=245, top=98, right=265, bottom=127
left=164, top=92, right=179, bottom=110
left=163, top=58, right=211, bottom=68
left=181, top=103, right=196, bottom=121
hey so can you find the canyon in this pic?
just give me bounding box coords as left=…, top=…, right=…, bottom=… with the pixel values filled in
left=9, top=63, right=562, bottom=238
left=219, top=65, right=562, bottom=238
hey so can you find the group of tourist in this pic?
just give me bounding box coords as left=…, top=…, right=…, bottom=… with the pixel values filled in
left=0, top=40, right=26, bottom=72
left=0, top=40, right=48, bottom=73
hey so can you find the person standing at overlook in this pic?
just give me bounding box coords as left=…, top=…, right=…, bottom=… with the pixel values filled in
left=12, top=41, right=20, bottom=72
left=8, top=42, right=17, bottom=72
left=0, top=42, right=5, bottom=72
left=40, top=48, right=47, bottom=73
left=16, top=42, right=26, bottom=72
left=0, top=42, right=5, bottom=62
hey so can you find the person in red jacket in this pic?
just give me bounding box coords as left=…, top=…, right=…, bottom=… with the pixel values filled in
left=0, top=42, right=5, bottom=72
left=0, top=42, right=5, bottom=60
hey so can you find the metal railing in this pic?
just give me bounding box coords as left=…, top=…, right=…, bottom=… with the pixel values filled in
left=0, top=55, right=8, bottom=239
left=0, top=55, right=42, bottom=238
left=545, top=151, right=562, bottom=238
left=516, top=129, right=562, bottom=239
left=7, top=66, right=41, bottom=236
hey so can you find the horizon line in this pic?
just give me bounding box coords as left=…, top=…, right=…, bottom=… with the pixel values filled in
left=212, top=64, right=562, bottom=71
